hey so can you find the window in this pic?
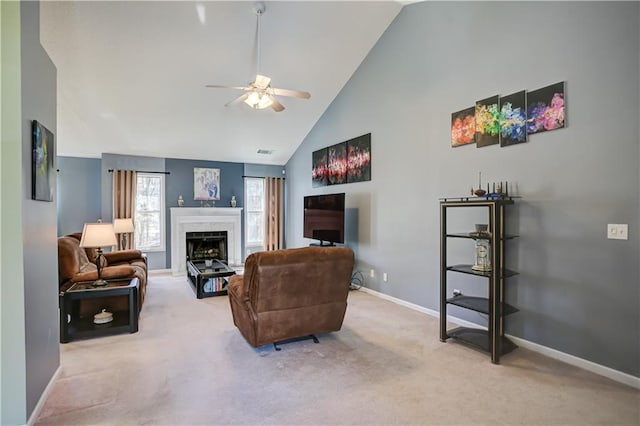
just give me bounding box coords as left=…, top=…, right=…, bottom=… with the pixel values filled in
left=245, top=177, right=265, bottom=256
left=134, top=173, right=165, bottom=251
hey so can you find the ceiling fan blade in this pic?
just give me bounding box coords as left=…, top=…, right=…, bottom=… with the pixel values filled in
left=271, top=87, right=311, bottom=99
left=254, top=74, right=271, bottom=90
left=225, top=93, right=250, bottom=107
left=206, top=85, right=251, bottom=91
left=270, top=96, right=285, bottom=112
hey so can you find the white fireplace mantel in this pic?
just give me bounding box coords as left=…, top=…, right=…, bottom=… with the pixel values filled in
left=170, top=207, right=243, bottom=275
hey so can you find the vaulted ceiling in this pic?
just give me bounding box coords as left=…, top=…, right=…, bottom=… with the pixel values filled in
left=40, top=1, right=404, bottom=165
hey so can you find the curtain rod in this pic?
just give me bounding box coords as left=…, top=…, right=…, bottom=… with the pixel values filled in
left=242, top=175, right=285, bottom=180
left=108, top=169, right=170, bottom=175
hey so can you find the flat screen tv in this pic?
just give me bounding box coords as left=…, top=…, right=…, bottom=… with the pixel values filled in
left=303, top=193, right=345, bottom=246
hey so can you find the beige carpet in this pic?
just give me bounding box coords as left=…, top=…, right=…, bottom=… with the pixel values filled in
left=36, top=273, right=639, bottom=425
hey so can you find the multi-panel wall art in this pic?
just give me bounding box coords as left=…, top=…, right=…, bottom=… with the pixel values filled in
left=451, top=81, right=566, bottom=148
left=312, top=133, right=371, bottom=187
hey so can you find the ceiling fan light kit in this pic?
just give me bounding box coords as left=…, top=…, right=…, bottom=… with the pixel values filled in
left=245, top=91, right=273, bottom=109
left=205, top=2, right=310, bottom=112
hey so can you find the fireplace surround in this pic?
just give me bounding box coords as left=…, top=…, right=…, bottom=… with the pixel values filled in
left=170, top=207, right=242, bottom=275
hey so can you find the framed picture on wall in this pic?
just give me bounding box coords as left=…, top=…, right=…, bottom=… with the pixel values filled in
left=193, top=167, right=220, bottom=200
left=31, top=120, right=55, bottom=202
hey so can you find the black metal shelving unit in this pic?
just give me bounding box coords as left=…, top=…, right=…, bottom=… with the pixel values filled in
left=439, top=196, right=519, bottom=363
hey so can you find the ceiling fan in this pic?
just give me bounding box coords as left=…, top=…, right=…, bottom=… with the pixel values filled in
left=205, top=2, right=310, bottom=112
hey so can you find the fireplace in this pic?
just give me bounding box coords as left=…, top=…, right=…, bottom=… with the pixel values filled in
left=186, top=231, right=228, bottom=263
left=170, top=207, right=242, bottom=275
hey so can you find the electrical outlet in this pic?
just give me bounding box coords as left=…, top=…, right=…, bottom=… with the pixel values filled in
left=608, top=224, right=629, bottom=240
left=383, top=273, right=388, bottom=282
left=370, top=269, right=375, bottom=278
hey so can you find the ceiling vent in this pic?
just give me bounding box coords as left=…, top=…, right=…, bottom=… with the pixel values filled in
left=257, top=149, right=274, bottom=155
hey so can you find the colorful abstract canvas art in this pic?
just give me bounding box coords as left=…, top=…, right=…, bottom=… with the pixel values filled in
left=526, top=82, right=565, bottom=134
left=312, top=148, right=328, bottom=187
left=499, top=90, right=527, bottom=147
left=346, top=133, right=371, bottom=183
left=327, top=142, right=347, bottom=185
left=451, top=107, right=476, bottom=147
left=475, top=95, right=500, bottom=147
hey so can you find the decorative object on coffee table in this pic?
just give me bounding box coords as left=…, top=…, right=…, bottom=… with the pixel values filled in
left=79, top=222, right=118, bottom=286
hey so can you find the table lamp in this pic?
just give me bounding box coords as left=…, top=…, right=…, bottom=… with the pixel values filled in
left=79, top=222, right=117, bottom=286
left=114, top=218, right=135, bottom=250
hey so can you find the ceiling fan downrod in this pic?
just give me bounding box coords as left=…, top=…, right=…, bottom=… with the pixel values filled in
left=253, top=2, right=265, bottom=77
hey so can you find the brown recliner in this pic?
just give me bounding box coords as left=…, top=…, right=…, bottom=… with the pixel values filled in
left=58, top=234, right=148, bottom=317
left=227, top=246, right=355, bottom=347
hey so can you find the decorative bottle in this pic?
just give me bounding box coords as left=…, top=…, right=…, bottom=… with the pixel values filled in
left=230, top=195, right=237, bottom=208
left=178, top=194, right=184, bottom=207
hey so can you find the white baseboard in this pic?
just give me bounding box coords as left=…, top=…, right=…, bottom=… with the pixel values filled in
left=27, top=365, right=61, bottom=426
left=505, top=334, right=640, bottom=389
left=149, top=269, right=172, bottom=276
left=357, top=286, right=640, bottom=389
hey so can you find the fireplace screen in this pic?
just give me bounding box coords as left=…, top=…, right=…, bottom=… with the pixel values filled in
left=186, top=231, right=228, bottom=264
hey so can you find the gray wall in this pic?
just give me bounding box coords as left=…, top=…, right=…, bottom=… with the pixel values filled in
left=165, top=158, right=245, bottom=267
left=244, top=163, right=286, bottom=179
left=57, top=156, right=102, bottom=235
left=1, top=1, right=27, bottom=423
left=20, top=0, right=60, bottom=420
left=285, top=2, right=639, bottom=376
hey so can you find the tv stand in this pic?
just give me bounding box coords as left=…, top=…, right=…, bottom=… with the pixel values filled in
left=310, top=241, right=336, bottom=247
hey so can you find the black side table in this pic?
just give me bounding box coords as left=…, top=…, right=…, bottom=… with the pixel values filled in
left=59, top=277, right=139, bottom=343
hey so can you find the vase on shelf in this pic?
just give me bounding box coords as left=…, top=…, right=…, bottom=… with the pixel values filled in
left=230, top=195, right=237, bottom=208
left=177, top=194, right=184, bottom=207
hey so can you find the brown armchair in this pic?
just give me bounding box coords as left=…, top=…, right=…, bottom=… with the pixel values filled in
left=58, top=233, right=147, bottom=317
left=227, top=246, right=355, bottom=348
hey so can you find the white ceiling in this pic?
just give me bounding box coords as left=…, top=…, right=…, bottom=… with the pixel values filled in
left=40, top=1, right=403, bottom=165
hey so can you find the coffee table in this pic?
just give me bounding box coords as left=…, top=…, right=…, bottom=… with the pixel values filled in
left=59, top=277, right=139, bottom=343
left=187, top=259, right=236, bottom=299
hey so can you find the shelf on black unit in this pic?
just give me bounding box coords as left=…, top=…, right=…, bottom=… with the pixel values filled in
left=447, top=264, right=519, bottom=278
left=446, top=295, right=518, bottom=316
left=445, top=233, right=519, bottom=240
left=447, top=327, right=517, bottom=355
left=68, top=313, right=130, bottom=336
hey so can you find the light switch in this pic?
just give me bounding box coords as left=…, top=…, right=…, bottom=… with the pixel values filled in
left=607, top=224, right=628, bottom=240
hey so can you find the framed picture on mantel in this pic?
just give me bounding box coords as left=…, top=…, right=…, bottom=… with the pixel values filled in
left=193, top=167, right=220, bottom=201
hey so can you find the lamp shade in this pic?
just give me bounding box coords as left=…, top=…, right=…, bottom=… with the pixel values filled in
left=114, top=218, right=135, bottom=234
left=79, top=223, right=117, bottom=248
